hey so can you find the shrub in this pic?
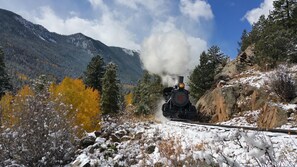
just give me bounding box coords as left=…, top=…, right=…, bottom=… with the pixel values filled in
left=0, top=92, right=76, bottom=166
left=271, top=65, right=296, bottom=102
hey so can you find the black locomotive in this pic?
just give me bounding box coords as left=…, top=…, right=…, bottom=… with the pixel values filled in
left=162, top=76, right=198, bottom=120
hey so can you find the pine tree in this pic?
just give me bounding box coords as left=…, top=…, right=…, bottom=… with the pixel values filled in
left=272, top=0, right=297, bottom=28
left=101, top=62, right=120, bottom=114
left=235, top=0, right=296, bottom=68
left=84, top=55, right=105, bottom=92
left=132, top=71, right=163, bottom=115
left=238, top=29, right=250, bottom=53
left=189, top=52, right=213, bottom=100
left=189, top=46, right=228, bottom=100
left=0, top=47, right=12, bottom=98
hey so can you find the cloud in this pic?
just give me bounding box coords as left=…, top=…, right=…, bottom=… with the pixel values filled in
left=33, top=6, right=139, bottom=49
left=88, top=0, right=108, bottom=11
left=0, top=0, right=213, bottom=73
left=179, top=0, right=214, bottom=22
left=114, top=0, right=170, bottom=17
left=243, top=0, right=274, bottom=25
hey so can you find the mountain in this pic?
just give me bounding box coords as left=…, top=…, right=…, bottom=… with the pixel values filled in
left=0, top=8, right=143, bottom=84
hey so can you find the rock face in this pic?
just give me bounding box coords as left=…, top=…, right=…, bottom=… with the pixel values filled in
left=257, top=103, right=287, bottom=128
left=196, top=45, right=289, bottom=127
left=196, top=85, right=240, bottom=122
left=196, top=83, right=271, bottom=123
left=215, top=45, right=256, bottom=81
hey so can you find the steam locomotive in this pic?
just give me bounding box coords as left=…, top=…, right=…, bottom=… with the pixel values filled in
left=162, top=76, right=198, bottom=120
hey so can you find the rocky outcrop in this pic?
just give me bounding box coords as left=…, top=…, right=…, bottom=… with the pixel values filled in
left=196, top=84, right=240, bottom=122
left=196, top=82, right=274, bottom=123
left=257, top=103, right=287, bottom=128
left=215, top=45, right=256, bottom=81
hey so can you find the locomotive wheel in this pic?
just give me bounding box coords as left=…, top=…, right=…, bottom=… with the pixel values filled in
left=185, top=105, right=198, bottom=121
left=162, top=103, right=172, bottom=118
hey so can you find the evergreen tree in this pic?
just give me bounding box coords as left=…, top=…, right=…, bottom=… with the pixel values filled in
left=132, top=71, right=163, bottom=115
left=189, top=46, right=228, bottom=100
left=0, top=47, right=11, bottom=98
left=237, top=0, right=297, bottom=68
left=84, top=55, right=105, bottom=92
left=255, top=23, right=293, bottom=67
left=101, top=62, right=120, bottom=114
left=272, top=0, right=297, bottom=28
left=238, top=29, right=250, bottom=53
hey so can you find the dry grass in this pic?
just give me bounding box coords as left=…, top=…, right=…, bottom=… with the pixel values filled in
left=158, top=138, right=184, bottom=167
left=115, top=105, right=158, bottom=124
left=157, top=138, right=213, bottom=167
left=194, top=143, right=206, bottom=151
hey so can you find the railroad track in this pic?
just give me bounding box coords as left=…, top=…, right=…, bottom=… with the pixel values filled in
left=170, top=118, right=297, bottom=135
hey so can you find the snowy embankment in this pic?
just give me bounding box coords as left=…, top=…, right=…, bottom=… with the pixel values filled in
left=218, top=65, right=297, bottom=130
left=72, top=120, right=297, bottom=167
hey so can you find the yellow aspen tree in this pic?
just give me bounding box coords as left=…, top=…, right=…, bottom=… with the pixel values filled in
left=0, top=93, right=13, bottom=127
left=0, top=85, right=34, bottom=127
left=50, top=77, right=101, bottom=133
left=125, top=93, right=133, bottom=106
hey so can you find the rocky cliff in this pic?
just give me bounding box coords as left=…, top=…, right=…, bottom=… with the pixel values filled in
left=196, top=46, right=296, bottom=128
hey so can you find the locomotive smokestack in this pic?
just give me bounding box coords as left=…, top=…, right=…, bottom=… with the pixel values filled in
left=178, top=76, right=184, bottom=84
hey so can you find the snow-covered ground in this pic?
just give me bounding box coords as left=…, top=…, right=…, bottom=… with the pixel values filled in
left=72, top=66, right=297, bottom=167
left=72, top=120, right=297, bottom=167
left=218, top=110, right=260, bottom=127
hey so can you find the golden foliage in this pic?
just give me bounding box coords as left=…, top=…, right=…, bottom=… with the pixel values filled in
left=16, top=85, right=34, bottom=97
left=0, top=93, right=14, bottom=127
left=49, top=77, right=101, bottom=133
left=0, top=79, right=101, bottom=134
left=0, top=85, right=34, bottom=127
left=124, top=93, right=133, bottom=106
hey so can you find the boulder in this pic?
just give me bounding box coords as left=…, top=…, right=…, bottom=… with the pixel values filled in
left=196, top=84, right=240, bottom=122
left=249, top=89, right=269, bottom=111
left=110, top=134, right=121, bottom=143
left=215, top=45, right=255, bottom=81
left=146, top=145, right=156, bottom=154
left=215, top=60, right=238, bottom=81
left=80, top=136, right=96, bottom=148
left=257, top=103, right=287, bottom=128
left=94, top=131, right=102, bottom=137
left=121, top=135, right=132, bottom=141
left=196, top=83, right=271, bottom=123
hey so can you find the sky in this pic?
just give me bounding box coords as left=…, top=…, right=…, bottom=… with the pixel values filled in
left=0, top=0, right=275, bottom=60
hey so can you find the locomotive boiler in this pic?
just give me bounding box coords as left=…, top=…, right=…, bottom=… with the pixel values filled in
left=162, top=76, right=198, bottom=120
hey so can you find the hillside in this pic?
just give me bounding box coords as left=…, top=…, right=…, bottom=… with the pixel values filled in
left=69, top=48, right=297, bottom=166
left=0, top=8, right=143, bottom=83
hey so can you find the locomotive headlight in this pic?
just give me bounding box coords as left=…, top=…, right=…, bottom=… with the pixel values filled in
left=178, top=83, right=185, bottom=89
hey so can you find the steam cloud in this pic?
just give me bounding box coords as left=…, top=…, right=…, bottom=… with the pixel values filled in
left=140, top=29, right=207, bottom=85
left=140, top=28, right=208, bottom=120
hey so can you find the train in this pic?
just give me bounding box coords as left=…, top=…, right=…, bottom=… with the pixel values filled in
left=162, top=76, right=198, bottom=120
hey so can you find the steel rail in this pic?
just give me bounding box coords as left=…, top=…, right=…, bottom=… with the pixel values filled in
left=170, top=118, right=297, bottom=135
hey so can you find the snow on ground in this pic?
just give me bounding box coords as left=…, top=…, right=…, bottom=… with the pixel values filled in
left=218, top=110, right=260, bottom=127
left=71, top=120, right=297, bottom=167
left=227, top=65, right=297, bottom=89
left=225, top=68, right=276, bottom=89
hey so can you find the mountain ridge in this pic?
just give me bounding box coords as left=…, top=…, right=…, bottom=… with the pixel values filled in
left=0, top=8, right=143, bottom=84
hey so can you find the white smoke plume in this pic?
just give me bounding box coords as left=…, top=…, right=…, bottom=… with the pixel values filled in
left=140, top=25, right=208, bottom=121
left=141, top=30, right=190, bottom=76
left=140, top=28, right=207, bottom=85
